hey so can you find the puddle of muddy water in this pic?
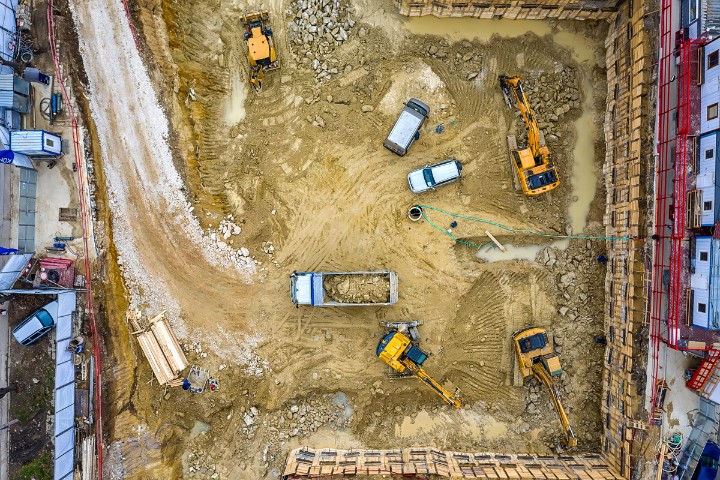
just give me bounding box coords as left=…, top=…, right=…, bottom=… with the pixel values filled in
left=395, top=410, right=445, bottom=438
left=568, top=78, right=597, bottom=234
left=403, top=18, right=600, bottom=258
left=475, top=239, right=569, bottom=262
left=224, top=71, right=247, bottom=124
left=190, top=420, right=210, bottom=438
left=404, top=17, right=553, bottom=41
left=333, top=391, right=354, bottom=419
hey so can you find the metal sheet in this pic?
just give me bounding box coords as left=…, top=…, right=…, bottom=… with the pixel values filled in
left=0, top=253, right=32, bottom=290
left=55, top=360, right=73, bottom=389
left=54, top=288, right=75, bottom=478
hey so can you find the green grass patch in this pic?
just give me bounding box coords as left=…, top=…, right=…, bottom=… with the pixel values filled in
left=13, top=453, right=51, bottom=480
left=10, top=362, right=54, bottom=422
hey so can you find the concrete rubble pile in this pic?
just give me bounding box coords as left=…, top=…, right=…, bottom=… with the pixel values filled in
left=503, top=68, right=581, bottom=151
left=287, top=0, right=355, bottom=81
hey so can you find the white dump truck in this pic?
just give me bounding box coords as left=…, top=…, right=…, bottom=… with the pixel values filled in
left=290, top=271, right=399, bottom=306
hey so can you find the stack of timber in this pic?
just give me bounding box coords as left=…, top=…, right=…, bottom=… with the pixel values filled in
left=128, top=310, right=188, bottom=386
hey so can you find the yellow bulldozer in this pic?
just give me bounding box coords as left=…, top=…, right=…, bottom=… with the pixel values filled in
left=376, top=321, right=461, bottom=408
left=512, top=326, right=577, bottom=449
left=499, top=75, right=560, bottom=196
left=241, top=11, right=279, bottom=93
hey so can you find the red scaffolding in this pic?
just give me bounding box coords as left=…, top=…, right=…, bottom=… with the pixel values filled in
left=649, top=0, right=676, bottom=421
left=649, top=1, right=714, bottom=416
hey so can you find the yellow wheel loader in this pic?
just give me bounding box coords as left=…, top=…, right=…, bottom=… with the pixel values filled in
left=512, top=326, right=577, bottom=449
left=241, top=11, right=279, bottom=93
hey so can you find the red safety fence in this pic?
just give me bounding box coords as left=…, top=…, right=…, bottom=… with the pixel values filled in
left=47, top=1, right=103, bottom=477
left=649, top=0, right=720, bottom=417
left=648, top=0, right=675, bottom=423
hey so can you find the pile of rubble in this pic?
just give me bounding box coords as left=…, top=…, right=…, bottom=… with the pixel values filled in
left=539, top=240, right=601, bottom=323
left=523, top=68, right=581, bottom=144
left=186, top=451, right=220, bottom=479
left=287, top=0, right=355, bottom=81
left=267, top=394, right=352, bottom=440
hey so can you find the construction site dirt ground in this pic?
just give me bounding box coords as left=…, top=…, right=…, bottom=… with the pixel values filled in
left=68, top=0, right=610, bottom=477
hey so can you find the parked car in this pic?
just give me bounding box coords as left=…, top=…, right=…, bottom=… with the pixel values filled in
left=384, top=98, right=430, bottom=156
left=692, top=441, right=720, bottom=480
left=13, top=300, right=57, bottom=346
left=407, top=158, right=463, bottom=193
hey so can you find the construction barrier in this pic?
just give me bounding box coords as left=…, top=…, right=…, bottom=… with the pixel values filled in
left=47, top=0, right=103, bottom=476
left=283, top=448, right=624, bottom=479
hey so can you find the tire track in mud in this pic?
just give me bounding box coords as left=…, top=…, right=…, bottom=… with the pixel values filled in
left=441, top=267, right=553, bottom=410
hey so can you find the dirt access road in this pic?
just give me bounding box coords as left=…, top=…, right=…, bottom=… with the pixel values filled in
left=70, top=0, right=609, bottom=477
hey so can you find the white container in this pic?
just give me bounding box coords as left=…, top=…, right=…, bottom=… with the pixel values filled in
left=11, top=130, right=62, bottom=156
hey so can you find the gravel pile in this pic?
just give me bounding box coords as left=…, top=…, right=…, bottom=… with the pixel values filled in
left=287, top=0, right=355, bottom=81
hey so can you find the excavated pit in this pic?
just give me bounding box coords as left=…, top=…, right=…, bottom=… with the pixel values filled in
left=77, top=0, right=614, bottom=477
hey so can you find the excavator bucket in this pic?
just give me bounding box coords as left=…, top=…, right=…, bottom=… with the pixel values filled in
left=498, top=75, right=514, bottom=108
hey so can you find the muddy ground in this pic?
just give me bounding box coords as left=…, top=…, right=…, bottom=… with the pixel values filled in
left=7, top=295, right=55, bottom=479
left=68, top=0, right=610, bottom=477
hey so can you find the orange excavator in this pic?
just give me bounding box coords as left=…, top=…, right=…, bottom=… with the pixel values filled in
left=512, top=326, right=577, bottom=449
left=377, top=321, right=461, bottom=408
left=499, top=75, right=560, bottom=196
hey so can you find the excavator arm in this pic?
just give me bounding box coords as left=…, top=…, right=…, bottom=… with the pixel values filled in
left=499, top=75, right=559, bottom=196
left=531, top=363, right=577, bottom=448
left=501, top=76, right=542, bottom=156
left=403, top=360, right=461, bottom=408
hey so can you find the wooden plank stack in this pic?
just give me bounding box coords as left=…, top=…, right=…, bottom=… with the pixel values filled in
left=128, top=310, right=188, bottom=386
left=283, top=448, right=624, bottom=478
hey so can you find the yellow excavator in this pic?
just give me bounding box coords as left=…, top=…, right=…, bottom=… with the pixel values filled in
left=377, top=321, right=461, bottom=408
left=499, top=75, right=560, bottom=196
left=241, top=11, right=279, bottom=92
left=512, top=326, right=577, bottom=449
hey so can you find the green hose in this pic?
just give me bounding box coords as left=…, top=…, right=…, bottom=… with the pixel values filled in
left=416, top=204, right=636, bottom=250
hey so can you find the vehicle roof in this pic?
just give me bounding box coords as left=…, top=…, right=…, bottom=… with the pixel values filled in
left=13, top=300, right=59, bottom=341
left=430, top=160, right=460, bottom=183
left=248, top=28, right=270, bottom=60
left=527, top=170, right=558, bottom=190
left=387, top=111, right=422, bottom=147
left=13, top=316, right=44, bottom=341
left=518, top=332, right=548, bottom=353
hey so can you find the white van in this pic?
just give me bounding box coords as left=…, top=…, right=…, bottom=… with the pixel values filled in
left=407, top=159, right=463, bottom=193
left=384, top=98, right=430, bottom=156
left=13, top=300, right=57, bottom=346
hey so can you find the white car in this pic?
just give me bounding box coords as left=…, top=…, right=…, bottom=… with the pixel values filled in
left=407, top=159, right=463, bottom=193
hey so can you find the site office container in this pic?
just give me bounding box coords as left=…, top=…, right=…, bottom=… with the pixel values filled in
left=11, top=130, right=62, bottom=156
left=0, top=73, right=30, bottom=96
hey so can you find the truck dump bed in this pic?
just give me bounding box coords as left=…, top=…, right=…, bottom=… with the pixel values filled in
left=322, top=273, right=393, bottom=304
left=292, top=271, right=398, bottom=306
